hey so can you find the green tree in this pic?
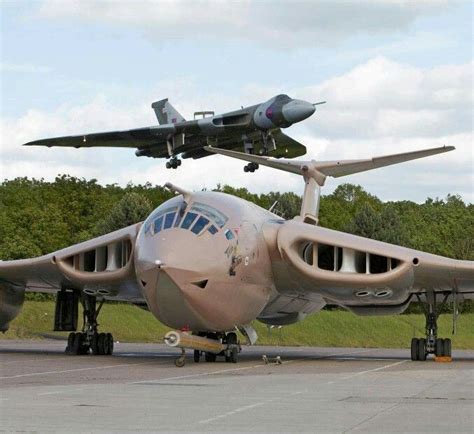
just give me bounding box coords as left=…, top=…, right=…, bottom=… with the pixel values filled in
left=94, top=192, right=153, bottom=236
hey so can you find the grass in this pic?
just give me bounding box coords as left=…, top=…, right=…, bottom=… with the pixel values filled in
left=1, top=301, right=473, bottom=349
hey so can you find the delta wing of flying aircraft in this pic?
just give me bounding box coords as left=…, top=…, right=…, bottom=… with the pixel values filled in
left=1, top=145, right=473, bottom=367
left=23, top=95, right=324, bottom=171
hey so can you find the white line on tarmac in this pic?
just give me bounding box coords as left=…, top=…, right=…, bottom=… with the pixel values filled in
left=0, top=362, right=147, bottom=380
left=37, top=389, right=84, bottom=396
left=198, top=390, right=304, bottom=425
left=196, top=358, right=408, bottom=425
left=134, top=348, right=375, bottom=385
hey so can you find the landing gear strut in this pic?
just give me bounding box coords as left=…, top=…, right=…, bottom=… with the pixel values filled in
left=244, top=162, right=259, bottom=173
left=65, top=294, right=114, bottom=356
left=166, top=157, right=181, bottom=169
left=411, top=292, right=452, bottom=361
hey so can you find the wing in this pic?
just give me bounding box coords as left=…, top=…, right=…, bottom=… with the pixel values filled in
left=316, top=146, right=455, bottom=178
left=268, top=130, right=307, bottom=158
left=0, top=224, right=144, bottom=331
left=23, top=125, right=174, bottom=149
left=272, top=220, right=474, bottom=315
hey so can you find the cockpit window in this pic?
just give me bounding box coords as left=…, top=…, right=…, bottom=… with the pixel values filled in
left=207, top=225, right=218, bottom=235
left=181, top=212, right=198, bottom=229
left=163, top=212, right=176, bottom=230
left=190, top=202, right=228, bottom=228
left=154, top=215, right=164, bottom=234
left=191, top=216, right=210, bottom=235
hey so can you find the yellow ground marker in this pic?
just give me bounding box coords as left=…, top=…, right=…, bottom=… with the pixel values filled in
left=435, top=356, right=452, bottom=362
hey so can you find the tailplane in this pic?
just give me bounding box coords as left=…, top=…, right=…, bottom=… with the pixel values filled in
left=151, top=99, right=186, bottom=125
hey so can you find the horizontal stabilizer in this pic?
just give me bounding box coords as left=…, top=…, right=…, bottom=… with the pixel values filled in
left=204, top=145, right=455, bottom=186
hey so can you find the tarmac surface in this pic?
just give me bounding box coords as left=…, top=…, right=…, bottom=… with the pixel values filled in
left=0, top=340, right=473, bottom=433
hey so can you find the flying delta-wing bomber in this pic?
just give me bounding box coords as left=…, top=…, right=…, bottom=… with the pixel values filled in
left=23, top=95, right=324, bottom=171
left=1, top=137, right=473, bottom=366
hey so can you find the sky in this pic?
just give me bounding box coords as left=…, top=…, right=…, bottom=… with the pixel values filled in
left=1, top=0, right=472, bottom=203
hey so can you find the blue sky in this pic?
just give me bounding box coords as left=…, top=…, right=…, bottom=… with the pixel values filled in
left=1, top=1, right=472, bottom=202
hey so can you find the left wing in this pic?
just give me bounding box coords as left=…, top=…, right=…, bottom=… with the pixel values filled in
left=0, top=224, right=144, bottom=331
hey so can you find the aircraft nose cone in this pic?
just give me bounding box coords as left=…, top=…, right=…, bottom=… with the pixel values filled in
left=282, top=99, right=315, bottom=124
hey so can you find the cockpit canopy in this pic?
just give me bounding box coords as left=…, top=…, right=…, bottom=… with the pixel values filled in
left=143, top=200, right=233, bottom=239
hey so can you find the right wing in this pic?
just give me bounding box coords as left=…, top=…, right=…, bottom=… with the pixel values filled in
left=0, top=224, right=144, bottom=331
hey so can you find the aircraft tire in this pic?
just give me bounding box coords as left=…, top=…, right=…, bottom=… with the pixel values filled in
left=418, top=338, right=427, bottom=361
left=193, top=350, right=201, bottom=363
left=90, top=332, right=99, bottom=355
left=66, top=332, right=75, bottom=354
left=97, top=333, right=106, bottom=355
left=70, top=332, right=82, bottom=355
left=229, top=347, right=238, bottom=363
left=435, top=338, right=444, bottom=357
left=443, top=339, right=451, bottom=357
left=166, top=162, right=171, bottom=169
left=410, top=338, right=418, bottom=361
left=106, top=333, right=114, bottom=355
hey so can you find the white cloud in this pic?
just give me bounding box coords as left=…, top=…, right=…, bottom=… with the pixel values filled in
left=37, top=0, right=451, bottom=48
left=1, top=57, right=472, bottom=203
left=298, top=57, right=473, bottom=139
left=0, top=62, right=52, bottom=73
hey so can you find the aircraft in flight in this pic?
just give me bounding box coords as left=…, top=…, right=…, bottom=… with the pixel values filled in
left=1, top=145, right=472, bottom=367
left=23, top=95, right=324, bottom=171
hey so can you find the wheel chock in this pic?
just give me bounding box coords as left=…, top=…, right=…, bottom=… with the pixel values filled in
left=262, top=355, right=282, bottom=365
left=434, top=356, right=452, bottom=363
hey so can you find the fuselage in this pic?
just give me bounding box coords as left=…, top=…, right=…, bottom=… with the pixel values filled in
left=134, top=191, right=278, bottom=331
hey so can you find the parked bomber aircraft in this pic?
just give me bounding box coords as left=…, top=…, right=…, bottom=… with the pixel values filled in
left=1, top=145, right=472, bottom=366
left=23, top=95, right=324, bottom=171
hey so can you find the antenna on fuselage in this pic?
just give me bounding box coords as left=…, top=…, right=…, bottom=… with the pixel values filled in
left=204, top=145, right=455, bottom=225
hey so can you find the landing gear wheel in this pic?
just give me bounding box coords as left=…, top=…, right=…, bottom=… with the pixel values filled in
left=418, top=338, right=427, bottom=361
left=105, top=333, right=114, bottom=355
left=66, top=332, right=76, bottom=354
left=175, top=356, right=185, bottom=368
left=193, top=350, right=201, bottom=363
left=435, top=338, right=444, bottom=357
left=166, top=161, right=171, bottom=169
left=229, top=347, right=238, bottom=363
left=90, top=332, right=99, bottom=355
left=97, top=333, right=106, bottom=355
left=70, top=332, right=82, bottom=355
left=443, top=338, right=451, bottom=357
left=205, top=352, right=217, bottom=362
left=411, top=338, right=419, bottom=361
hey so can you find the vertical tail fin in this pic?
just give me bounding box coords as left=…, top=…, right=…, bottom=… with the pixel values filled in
left=151, top=99, right=186, bottom=125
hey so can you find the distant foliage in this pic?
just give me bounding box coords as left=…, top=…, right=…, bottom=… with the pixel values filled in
left=1, top=176, right=472, bottom=262
left=93, top=192, right=153, bottom=236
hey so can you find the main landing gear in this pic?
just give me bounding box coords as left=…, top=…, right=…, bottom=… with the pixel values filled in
left=166, top=157, right=181, bottom=169
left=65, top=295, right=114, bottom=356
left=243, top=162, right=259, bottom=173
left=410, top=292, right=452, bottom=361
